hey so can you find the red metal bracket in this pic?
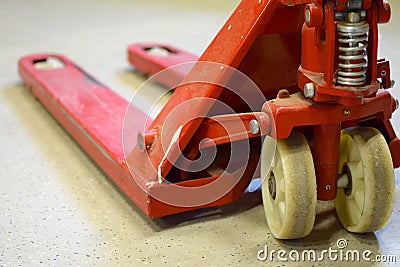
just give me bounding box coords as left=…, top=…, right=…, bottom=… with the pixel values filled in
left=264, top=90, right=395, bottom=139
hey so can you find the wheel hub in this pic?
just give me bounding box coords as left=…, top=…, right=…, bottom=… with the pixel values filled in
left=268, top=173, right=277, bottom=200
left=343, top=165, right=353, bottom=197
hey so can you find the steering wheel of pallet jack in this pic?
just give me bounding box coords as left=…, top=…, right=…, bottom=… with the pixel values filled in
left=261, top=131, right=317, bottom=239
left=336, top=127, right=395, bottom=233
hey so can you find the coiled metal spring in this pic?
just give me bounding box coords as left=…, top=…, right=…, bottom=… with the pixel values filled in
left=337, top=20, right=369, bottom=87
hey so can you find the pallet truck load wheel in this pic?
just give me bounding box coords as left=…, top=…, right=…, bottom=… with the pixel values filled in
left=336, top=127, right=395, bottom=233
left=261, top=131, right=317, bottom=239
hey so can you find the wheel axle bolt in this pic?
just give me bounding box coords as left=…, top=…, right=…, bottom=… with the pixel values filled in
left=249, top=119, right=260, bottom=134
left=304, top=83, right=315, bottom=98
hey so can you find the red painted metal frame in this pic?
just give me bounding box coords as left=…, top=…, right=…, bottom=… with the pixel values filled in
left=19, top=0, right=400, bottom=217
left=264, top=91, right=396, bottom=139
left=124, top=0, right=308, bottom=216
left=127, top=0, right=399, bottom=203
left=294, top=0, right=397, bottom=199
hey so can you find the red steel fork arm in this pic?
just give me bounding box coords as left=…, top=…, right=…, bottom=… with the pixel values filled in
left=18, top=54, right=136, bottom=163
left=18, top=54, right=152, bottom=213
left=127, top=43, right=198, bottom=88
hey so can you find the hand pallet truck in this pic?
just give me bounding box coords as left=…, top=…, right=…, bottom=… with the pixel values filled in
left=18, top=0, right=400, bottom=239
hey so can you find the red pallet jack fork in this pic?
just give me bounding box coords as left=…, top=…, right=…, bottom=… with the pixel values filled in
left=19, top=0, right=400, bottom=239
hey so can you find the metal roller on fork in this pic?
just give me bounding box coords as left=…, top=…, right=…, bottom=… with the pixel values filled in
left=18, top=0, right=400, bottom=240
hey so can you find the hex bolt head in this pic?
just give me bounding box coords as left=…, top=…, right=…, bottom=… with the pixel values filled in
left=304, top=83, right=315, bottom=98
left=249, top=119, right=260, bottom=135
left=305, top=8, right=311, bottom=23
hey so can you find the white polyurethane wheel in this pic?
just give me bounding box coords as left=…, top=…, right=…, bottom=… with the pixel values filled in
left=261, top=131, right=317, bottom=239
left=336, top=127, right=395, bottom=233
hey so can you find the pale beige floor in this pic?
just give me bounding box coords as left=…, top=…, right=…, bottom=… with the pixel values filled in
left=0, top=0, right=399, bottom=266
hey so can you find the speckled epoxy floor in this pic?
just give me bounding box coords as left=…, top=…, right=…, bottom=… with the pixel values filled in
left=0, top=0, right=399, bottom=266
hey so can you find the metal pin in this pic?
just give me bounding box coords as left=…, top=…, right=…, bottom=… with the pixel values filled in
left=250, top=120, right=260, bottom=135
